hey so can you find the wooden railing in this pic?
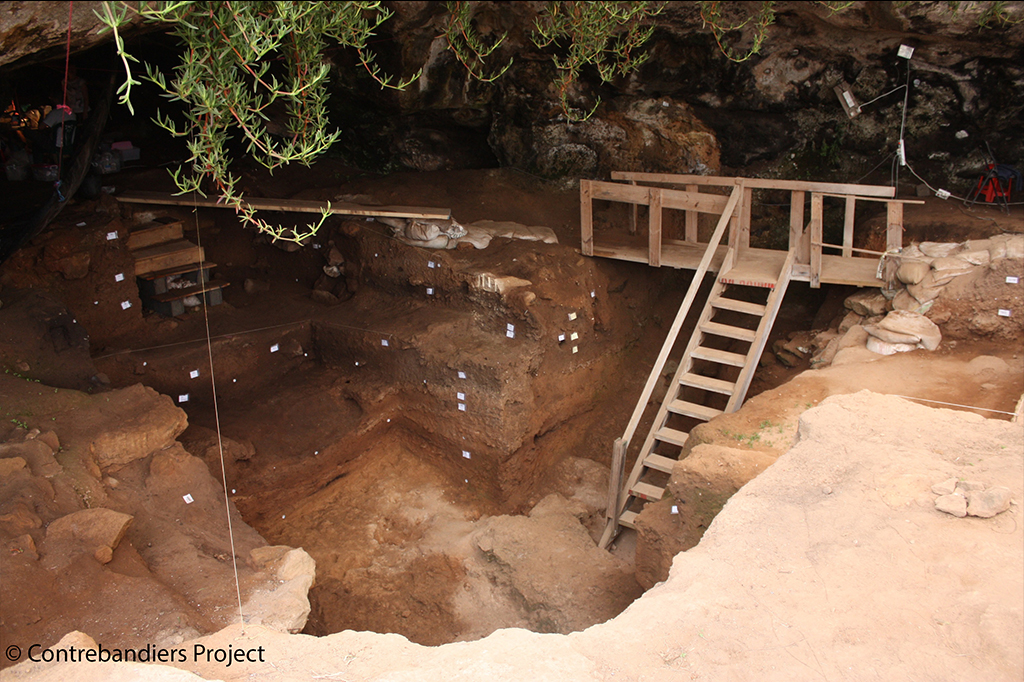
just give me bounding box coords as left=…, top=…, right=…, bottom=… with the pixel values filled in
left=587, top=172, right=921, bottom=287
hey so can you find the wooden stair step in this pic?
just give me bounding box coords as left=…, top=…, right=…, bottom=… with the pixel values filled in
left=133, top=240, right=205, bottom=276
left=678, top=372, right=736, bottom=395
left=711, top=296, right=767, bottom=316
left=654, top=426, right=689, bottom=446
left=643, top=453, right=679, bottom=474
left=691, top=346, right=747, bottom=367
left=618, top=510, right=638, bottom=529
left=628, top=481, right=665, bottom=502
left=667, top=399, right=724, bottom=421
left=127, top=217, right=184, bottom=251
left=701, top=321, right=756, bottom=342
left=150, top=279, right=229, bottom=303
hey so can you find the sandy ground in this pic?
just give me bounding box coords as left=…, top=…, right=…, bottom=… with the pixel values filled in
left=4, top=389, right=1019, bottom=682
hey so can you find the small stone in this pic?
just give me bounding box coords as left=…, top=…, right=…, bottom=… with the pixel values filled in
left=94, top=545, right=113, bottom=564
left=967, top=487, right=1012, bottom=518
left=956, top=480, right=986, bottom=492
left=935, top=493, right=967, bottom=517
left=931, top=477, right=958, bottom=496
left=822, top=486, right=833, bottom=495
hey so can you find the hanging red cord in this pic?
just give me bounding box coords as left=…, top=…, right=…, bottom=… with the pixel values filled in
left=55, top=0, right=74, bottom=192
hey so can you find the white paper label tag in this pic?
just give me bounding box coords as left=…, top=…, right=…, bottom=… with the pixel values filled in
left=426, top=287, right=434, bottom=295
left=590, top=291, right=596, bottom=298
left=428, top=261, right=436, bottom=269
left=462, top=450, right=471, bottom=459
left=458, top=403, right=466, bottom=412
left=114, top=273, right=125, bottom=282
left=570, top=332, right=579, bottom=341
left=106, top=231, right=118, bottom=240
left=183, top=494, right=194, bottom=504
left=1007, top=276, right=1019, bottom=284
left=671, top=505, right=678, bottom=514
left=120, top=300, right=131, bottom=310
left=189, top=370, right=199, bottom=379
left=458, top=371, right=467, bottom=379
left=178, top=394, right=189, bottom=403
left=457, top=392, right=466, bottom=400
left=842, top=91, right=856, bottom=108
left=935, top=189, right=951, bottom=200
left=77, top=221, right=86, bottom=227
left=897, top=44, right=914, bottom=59
left=572, top=346, right=578, bottom=354
left=270, top=344, right=279, bottom=353
left=997, top=309, right=1011, bottom=317
left=506, top=323, right=515, bottom=332
left=568, top=312, right=577, bottom=321
left=506, top=330, right=515, bottom=339
left=381, top=339, right=389, bottom=347
left=558, top=334, right=566, bottom=342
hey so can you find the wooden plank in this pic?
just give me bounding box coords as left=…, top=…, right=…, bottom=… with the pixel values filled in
left=789, top=190, right=807, bottom=263
left=133, top=240, right=205, bottom=276
left=659, top=188, right=728, bottom=214
left=580, top=180, right=594, bottom=256
left=843, top=196, right=856, bottom=258
left=588, top=181, right=651, bottom=204
left=605, top=438, right=627, bottom=522
left=700, top=321, right=756, bottom=342
left=819, top=193, right=924, bottom=204
left=629, top=481, right=665, bottom=502
left=609, top=171, right=895, bottom=198
left=629, top=180, right=638, bottom=235
left=137, top=261, right=217, bottom=282
left=678, top=372, right=735, bottom=395
left=738, top=186, right=753, bottom=251
left=649, top=187, right=662, bottom=268
left=654, top=427, right=690, bottom=446
left=685, top=184, right=699, bottom=242
left=150, top=279, right=229, bottom=303
left=116, top=190, right=451, bottom=220
left=127, top=218, right=184, bottom=251
left=667, top=399, right=723, bottom=421
left=691, top=346, right=747, bottom=367
left=643, top=454, right=678, bottom=474
left=711, top=296, right=767, bottom=316
left=809, top=193, right=823, bottom=288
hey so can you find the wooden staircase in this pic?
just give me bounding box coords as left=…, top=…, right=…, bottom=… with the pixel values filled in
left=127, top=214, right=229, bottom=316
left=599, top=246, right=795, bottom=548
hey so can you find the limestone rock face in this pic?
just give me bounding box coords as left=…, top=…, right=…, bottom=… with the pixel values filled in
left=244, top=547, right=318, bottom=633
left=43, top=507, right=133, bottom=567
left=88, top=384, right=188, bottom=469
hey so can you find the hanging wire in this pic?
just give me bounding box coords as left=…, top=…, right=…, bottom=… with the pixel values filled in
left=190, top=199, right=246, bottom=629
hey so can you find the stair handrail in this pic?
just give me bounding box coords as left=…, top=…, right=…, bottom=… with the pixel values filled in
left=617, top=183, right=743, bottom=451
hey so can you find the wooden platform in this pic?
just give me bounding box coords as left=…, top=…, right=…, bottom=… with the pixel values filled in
left=116, top=190, right=451, bottom=221
left=591, top=235, right=882, bottom=287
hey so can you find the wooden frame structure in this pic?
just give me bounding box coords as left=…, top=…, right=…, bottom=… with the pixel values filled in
left=581, top=173, right=921, bottom=288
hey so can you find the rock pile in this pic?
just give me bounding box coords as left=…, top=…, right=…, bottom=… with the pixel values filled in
left=932, top=477, right=1013, bottom=519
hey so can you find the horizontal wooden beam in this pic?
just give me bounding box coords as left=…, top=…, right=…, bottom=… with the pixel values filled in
left=609, top=171, right=895, bottom=198
left=588, top=180, right=727, bottom=213
left=116, top=190, right=452, bottom=221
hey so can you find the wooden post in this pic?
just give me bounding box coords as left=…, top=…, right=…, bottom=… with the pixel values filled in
left=739, top=185, right=753, bottom=252
left=843, top=197, right=856, bottom=258
left=789, top=190, right=806, bottom=263
left=685, top=183, right=699, bottom=242
left=649, top=187, right=662, bottom=267
left=885, top=200, right=904, bottom=285
left=606, top=438, right=627, bottom=523
left=580, top=180, right=594, bottom=256
left=629, top=180, right=638, bottom=235
left=598, top=437, right=628, bottom=550
left=809, top=192, right=823, bottom=288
